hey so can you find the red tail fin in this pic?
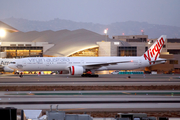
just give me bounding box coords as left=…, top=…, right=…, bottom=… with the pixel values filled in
left=143, top=35, right=166, bottom=64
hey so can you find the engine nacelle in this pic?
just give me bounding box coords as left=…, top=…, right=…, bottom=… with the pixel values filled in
left=3, top=66, right=14, bottom=72
left=69, top=66, right=84, bottom=75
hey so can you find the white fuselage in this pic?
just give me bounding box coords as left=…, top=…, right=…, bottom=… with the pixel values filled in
left=7, top=35, right=167, bottom=75
left=8, top=56, right=164, bottom=72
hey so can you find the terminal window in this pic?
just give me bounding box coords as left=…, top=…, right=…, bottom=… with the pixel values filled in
left=117, top=46, right=137, bottom=56
left=145, top=47, right=148, bottom=52
left=167, top=49, right=180, bottom=54
left=69, top=47, right=99, bottom=57
left=2, top=46, right=43, bottom=58
left=170, top=60, right=178, bottom=64
left=126, top=38, right=147, bottom=42
left=167, top=39, right=180, bottom=43
left=10, top=44, right=16, bottom=47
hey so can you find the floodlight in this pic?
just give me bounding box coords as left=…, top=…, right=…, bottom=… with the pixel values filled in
left=0, top=29, right=6, bottom=37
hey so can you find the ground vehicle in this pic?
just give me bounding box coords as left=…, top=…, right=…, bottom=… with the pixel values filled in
left=111, top=71, right=120, bottom=74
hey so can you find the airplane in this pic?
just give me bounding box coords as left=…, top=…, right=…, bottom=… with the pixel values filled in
left=0, top=58, right=16, bottom=72
left=8, top=35, right=167, bottom=77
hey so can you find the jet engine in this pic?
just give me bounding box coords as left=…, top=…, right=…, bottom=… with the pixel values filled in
left=69, top=66, right=85, bottom=75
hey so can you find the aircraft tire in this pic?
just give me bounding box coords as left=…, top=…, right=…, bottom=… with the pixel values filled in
left=90, top=74, right=99, bottom=77
left=81, top=74, right=85, bottom=77
left=81, top=74, right=91, bottom=77
left=81, top=74, right=99, bottom=77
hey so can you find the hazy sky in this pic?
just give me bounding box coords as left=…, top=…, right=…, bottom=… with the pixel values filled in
left=0, top=0, right=180, bottom=27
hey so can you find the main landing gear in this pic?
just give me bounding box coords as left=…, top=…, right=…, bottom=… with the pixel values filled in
left=81, top=74, right=99, bottom=77
left=81, top=70, right=99, bottom=77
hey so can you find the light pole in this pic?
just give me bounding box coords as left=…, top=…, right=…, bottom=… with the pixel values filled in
left=104, top=28, right=108, bottom=42
left=0, top=29, right=6, bottom=52
left=141, top=29, right=144, bottom=35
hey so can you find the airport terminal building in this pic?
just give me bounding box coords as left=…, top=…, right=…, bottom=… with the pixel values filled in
left=0, top=21, right=180, bottom=73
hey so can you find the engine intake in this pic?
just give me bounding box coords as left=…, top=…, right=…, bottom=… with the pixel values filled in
left=69, top=66, right=84, bottom=75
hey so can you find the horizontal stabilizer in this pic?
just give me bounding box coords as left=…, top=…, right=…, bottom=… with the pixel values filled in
left=148, top=58, right=167, bottom=63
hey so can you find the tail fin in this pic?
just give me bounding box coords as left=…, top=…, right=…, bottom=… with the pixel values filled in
left=143, top=35, right=166, bottom=63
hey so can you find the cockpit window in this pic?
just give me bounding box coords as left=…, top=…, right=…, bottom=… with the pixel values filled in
left=10, top=62, right=16, bottom=64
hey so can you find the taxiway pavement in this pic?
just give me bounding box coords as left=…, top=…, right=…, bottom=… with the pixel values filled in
left=0, top=74, right=180, bottom=113
left=0, top=74, right=180, bottom=86
left=0, top=90, right=180, bottom=112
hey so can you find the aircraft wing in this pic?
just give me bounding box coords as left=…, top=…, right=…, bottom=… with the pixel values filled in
left=84, top=61, right=132, bottom=67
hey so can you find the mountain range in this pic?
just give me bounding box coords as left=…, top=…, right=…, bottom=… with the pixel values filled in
left=1, top=17, right=180, bottom=38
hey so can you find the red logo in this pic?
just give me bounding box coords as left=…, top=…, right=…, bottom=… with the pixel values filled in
left=144, top=37, right=164, bottom=64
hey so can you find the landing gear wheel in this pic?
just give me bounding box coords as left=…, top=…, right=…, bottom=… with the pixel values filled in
left=81, top=74, right=91, bottom=77
left=81, top=74, right=99, bottom=77
left=90, top=74, right=99, bottom=77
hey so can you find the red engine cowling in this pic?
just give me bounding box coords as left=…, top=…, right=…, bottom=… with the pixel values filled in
left=69, top=66, right=84, bottom=75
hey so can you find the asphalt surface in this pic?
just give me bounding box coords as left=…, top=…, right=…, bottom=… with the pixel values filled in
left=0, top=74, right=180, bottom=113
left=0, top=90, right=180, bottom=112
left=0, top=74, right=180, bottom=86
